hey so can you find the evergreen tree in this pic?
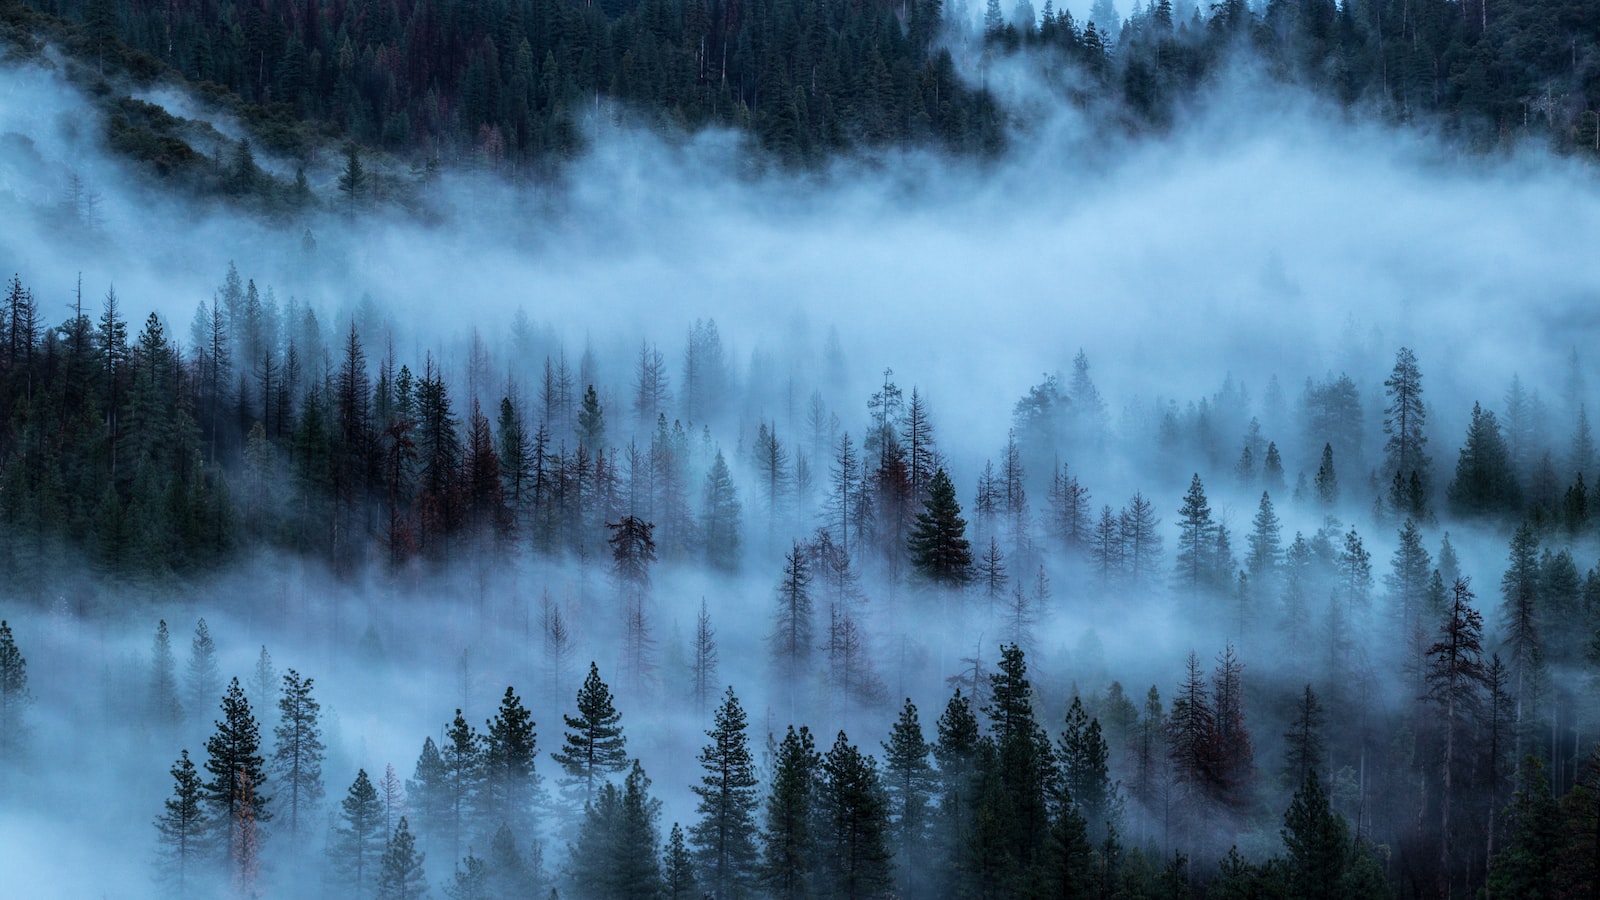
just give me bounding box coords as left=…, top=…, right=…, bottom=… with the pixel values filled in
left=571, top=759, right=663, bottom=898
left=983, top=643, right=1056, bottom=877
left=204, top=677, right=271, bottom=874
left=406, top=737, right=449, bottom=862
left=1280, top=769, right=1349, bottom=900
left=1175, top=474, right=1216, bottom=599
left=1500, top=523, right=1543, bottom=710
left=907, top=467, right=974, bottom=585
left=700, top=448, right=742, bottom=571
left=376, top=817, right=427, bottom=900
left=1426, top=578, right=1487, bottom=884
left=663, top=822, right=697, bottom=899
left=337, top=142, right=366, bottom=214
left=1314, top=443, right=1338, bottom=506
left=692, top=599, right=719, bottom=716
left=482, top=685, right=540, bottom=836
left=446, top=851, right=489, bottom=900
left=440, top=709, right=484, bottom=864
left=1059, top=695, right=1118, bottom=840
left=690, top=686, right=760, bottom=896
left=1263, top=442, right=1286, bottom=493
left=577, top=384, right=605, bottom=451
left=272, top=669, right=325, bottom=839
left=1489, top=756, right=1561, bottom=897
left=1281, top=685, right=1325, bottom=787
left=1383, top=347, right=1430, bottom=517
left=762, top=725, right=821, bottom=898
left=1448, top=402, right=1521, bottom=515
left=552, top=662, right=628, bottom=805
left=770, top=543, right=814, bottom=682
left=154, top=749, right=210, bottom=896
left=150, top=619, right=182, bottom=726
left=0, top=619, right=29, bottom=758
left=331, top=768, right=385, bottom=894
left=1246, top=492, right=1282, bottom=594
left=185, top=618, right=220, bottom=727
left=817, top=731, right=892, bottom=898
left=881, top=698, right=934, bottom=897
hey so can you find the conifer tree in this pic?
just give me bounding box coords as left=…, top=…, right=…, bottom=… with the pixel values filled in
left=691, top=599, right=718, bottom=716
left=762, top=725, right=821, bottom=898
left=552, top=662, right=628, bottom=806
left=446, top=851, right=489, bottom=900
left=1427, top=578, right=1487, bottom=885
left=154, top=749, right=210, bottom=896
left=1449, top=402, right=1521, bottom=515
left=331, top=768, right=385, bottom=894
left=186, top=618, right=220, bottom=727
left=769, top=543, right=814, bottom=681
left=881, top=698, right=934, bottom=897
left=817, top=731, right=892, bottom=898
left=984, top=643, right=1055, bottom=873
left=0, top=619, right=29, bottom=758
left=1263, top=442, right=1286, bottom=493
left=689, top=686, right=760, bottom=896
left=272, top=668, right=325, bottom=839
left=482, top=686, right=540, bottom=836
left=700, top=448, right=741, bottom=571
left=907, top=467, right=974, bottom=585
left=663, top=822, right=697, bottom=899
left=150, top=619, right=182, bottom=725
left=1314, top=443, right=1338, bottom=506
left=204, top=678, right=270, bottom=874
left=1281, top=769, right=1349, bottom=900
left=1176, top=474, right=1217, bottom=600
left=1489, top=756, right=1561, bottom=899
left=1384, top=347, right=1430, bottom=516
left=376, top=817, right=427, bottom=899
left=1059, top=695, right=1118, bottom=840
left=1246, top=492, right=1282, bottom=594
left=406, top=737, right=449, bottom=861
left=1282, top=685, right=1325, bottom=787
left=440, top=709, right=484, bottom=864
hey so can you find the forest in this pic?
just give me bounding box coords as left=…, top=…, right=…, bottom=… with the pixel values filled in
left=1, top=252, right=1599, bottom=897
left=3, top=0, right=1600, bottom=898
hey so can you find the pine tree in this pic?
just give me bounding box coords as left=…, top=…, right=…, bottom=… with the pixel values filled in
left=0, top=620, right=29, bottom=758
left=150, top=619, right=182, bottom=726
left=907, top=467, right=974, bottom=586
left=446, top=851, right=489, bottom=900
left=978, top=536, right=1009, bottom=605
left=1059, top=695, right=1119, bottom=841
left=1263, top=442, right=1286, bottom=493
left=376, top=817, right=427, bottom=899
left=762, top=725, right=821, bottom=898
left=1280, top=769, right=1350, bottom=900
left=689, top=686, right=760, bottom=896
left=1281, top=685, right=1325, bottom=787
left=984, top=643, right=1056, bottom=874
left=552, top=662, right=628, bottom=806
left=1121, top=493, right=1162, bottom=586
left=186, top=618, right=220, bottom=727
left=933, top=688, right=981, bottom=892
left=1383, top=347, right=1430, bottom=517
left=1427, top=578, right=1487, bottom=886
left=1489, top=757, right=1561, bottom=899
left=663, top=822, right=698, bottom=899
left=154, top=749, right=210, bottom=896
left=692, top=598, right=719, bottom=716
left=817, top=731, right=892, bottom=898
left=700, top=448, right=741, bottom=572
left=770, top=543, right=814, bottom=682
left=1175, top=474, right=1216, bottom=599
left=482, top=686, right=540, bottom=835
left=577, top=384, right=605, bottom=451
left=331, top=768, right=385, bottom=894
left=337, top=142, right=366, bottom=214
left=1501, top=523, right=1542, bottom=717
left=406, top=737, right=449, bottom=862
left=204, top=678, right=271, bottom=876
left=1314, top=443, right=1338, bottom=506
left=1448, top=402, right=1521, bottom=516
left=272, top=669, right=325, bottom=839
left=1246, top=492, right=1282, bottom=596
left=881, top=698, right=934, bottom=897
left=440, top=710, right=483, bottom=864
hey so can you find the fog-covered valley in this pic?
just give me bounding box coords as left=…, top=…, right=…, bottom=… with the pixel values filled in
left=3, top=8, right=1600, bottom=897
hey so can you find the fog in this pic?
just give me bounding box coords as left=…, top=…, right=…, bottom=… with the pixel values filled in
left=2, top=30, right=1599, bottom=898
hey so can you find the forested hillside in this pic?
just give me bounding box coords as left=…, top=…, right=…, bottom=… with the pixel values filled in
left=2, top=0, right=1598, bottom=178
left=2, top=255, right=1600, bottom=897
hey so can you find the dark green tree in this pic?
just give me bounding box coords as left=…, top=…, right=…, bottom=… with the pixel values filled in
left=203, top=677, right=270, bottom=875
left=552, top=662, right=628, bottom=805
left=0, top=620, right=29, bottom=758
left=272, top=669, right=325, bottom=839
left=817, top=731, right=892, bottom=898
left=1280, top=769, right=1349, bottom=900
left=1489, top=756, right=1560, bottom=898
left=482, top=685, right=540, bottom=835
left=689, top=686, right=759, bottom=896
left=761, top=725, right=821, bottom=898
left=1383, top=347, right=1430, bottom=517
left=1175, top=474, right=1216, bottom=599
left=376, top=816, right=428, bottom=900
left=881, top=698, right=934, bottom=897
left=907, top=467, right=974, bottom=585
left=440, top=709, right=484, bottom=864
left=330, top=768, right=385, bottom=894
left=663, top=822, right=698, bottom=899
left=337, top=142, right=366, bottom=214
left=1448, top=402, right=1520, bottom=516
left=1281, top=684, right=1325, bottom=788
left=154, top=749, right=210, bottom=896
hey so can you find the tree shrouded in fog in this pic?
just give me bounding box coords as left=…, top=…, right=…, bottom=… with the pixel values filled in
left=553, top=663, right=628, bottom=805
left=907, top=467, right=973, bottom=586
left=690, top=686, right=759, bottom=896
left=204, top=678, right=270, bottom=880
left=0, top=620, right=28, bottom=759
left=272, top=669, right=324, bottom=840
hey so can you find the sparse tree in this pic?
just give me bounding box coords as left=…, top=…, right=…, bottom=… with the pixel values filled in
left=552, top=663, right=628, bottom=806
left=273, top=669, right=325, bottom=839
left=154, top=750, right=210, bottom=896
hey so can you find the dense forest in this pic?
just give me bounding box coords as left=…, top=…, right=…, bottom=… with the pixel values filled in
left=2, top=253, right=1600, bottom=897
left=1, top=0, right=1598, bottom=184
